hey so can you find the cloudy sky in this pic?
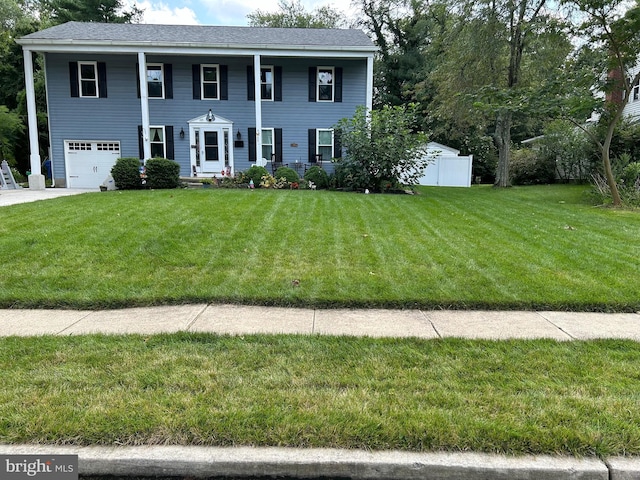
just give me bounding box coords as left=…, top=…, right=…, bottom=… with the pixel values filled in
left=126, top=0, right=349, bottom=26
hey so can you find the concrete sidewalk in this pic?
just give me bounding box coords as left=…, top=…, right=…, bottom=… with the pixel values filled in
left=1, top=304, right=640, bottom=340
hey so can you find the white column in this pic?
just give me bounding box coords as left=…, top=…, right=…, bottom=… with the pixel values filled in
left=138, top=51, right=151, bottom=160
left=23, top=48, right=45, bottom=189
left=366, top=54, right=374, bottom=112
left=253, top=54, right=262, bottom=165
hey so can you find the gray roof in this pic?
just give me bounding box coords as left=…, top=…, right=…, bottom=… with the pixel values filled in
left=18, top=21, right=376, bottom=52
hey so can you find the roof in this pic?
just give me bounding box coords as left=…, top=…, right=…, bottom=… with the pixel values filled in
left=17, top=22, right=377, bottom=55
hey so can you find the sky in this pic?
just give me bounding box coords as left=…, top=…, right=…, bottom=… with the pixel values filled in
left=125, top=0, right=350, bottom=27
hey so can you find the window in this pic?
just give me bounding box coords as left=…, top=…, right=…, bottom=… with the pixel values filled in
left=261, top=67, right=274, bottom=100
left=317, top=67, right=334, bottom=102
left=633, top=77, right=639, bottom=101
left=262, top=128, right=274, bottom=161
left=317, top=129, right=333, bottom=161
left=79, top=61, right=98, bottom=98
left=147, top=64, right=164, bottom=98
left=201, top=64, right=220, bottom=99
left=150, top=126, right=166, bottom=158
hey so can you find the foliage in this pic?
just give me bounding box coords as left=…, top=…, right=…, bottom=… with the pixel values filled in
left=110, top=157, right=142, bottom=190
left=303, top=165, right=329, bottom=189
left=335, top=104, right=429, bottom=192
left=510, top=148, right=555, bottom=185
left=145, top=157, right=180, bottom=189
left=247, top=0, right=347, bottom=28
left=46, top=0, right=143, bottom=23
left=245, top=165, right=269, bottom=187
left=274, top=166, right=299, bottom=184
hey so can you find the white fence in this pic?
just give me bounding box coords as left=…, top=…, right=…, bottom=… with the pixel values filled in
left=418, top=142, right=473, bottom=188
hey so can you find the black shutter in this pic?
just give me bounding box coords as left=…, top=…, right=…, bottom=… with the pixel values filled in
left=274, top=66, right=282, bottom=102
left=308, top=67, right=316, bottom=102
left=69, top=62, right=79, bottom=97
left=220, top=65, right=228, bottom=100
left=334, top=129, right=342, bottom=158
left=308, top=129, right=316, bottom=162
left=97, top=62, right=107, bottom=98
left=164, top=64, right=173, bottom=99
left=165, top=126, right=174, bottom=159
left=248, top=128, right=257, bottom=162
left=192, top=64, right=201, bottom=100
left=334, top=67, right=343, bottom=103
left=136, top=63, right=141, bottom=98
left=275, top=128, right=283, bottom=162
left=138, top=125, right=144, bottom=159
left=247, top=66, right=255, bottom=101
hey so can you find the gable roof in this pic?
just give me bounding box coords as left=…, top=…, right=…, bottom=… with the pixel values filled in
left=18, top=22, right=377, bottom=56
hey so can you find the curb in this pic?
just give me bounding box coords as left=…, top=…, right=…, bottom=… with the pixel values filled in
left=1, top=445, right=629, bottom=479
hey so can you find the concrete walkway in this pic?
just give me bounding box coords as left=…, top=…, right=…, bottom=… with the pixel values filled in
left=0, top=187, right=93, bottom=206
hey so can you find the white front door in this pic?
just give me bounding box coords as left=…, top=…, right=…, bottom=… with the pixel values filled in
left=201, top=128, right=223, bottom=173
left=188, top=113, right=234, bottom=177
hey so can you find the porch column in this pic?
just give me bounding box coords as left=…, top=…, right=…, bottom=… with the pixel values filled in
left=366, top=53, right=374, bottom=112
left=253, top=54, right=262, bottom=164
left=23, top=48, right=45, bottom=189
left=137, top=51, right=151, bottom=160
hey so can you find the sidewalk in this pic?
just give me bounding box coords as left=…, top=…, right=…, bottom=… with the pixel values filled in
left=1, top=304, right=640, bottom=339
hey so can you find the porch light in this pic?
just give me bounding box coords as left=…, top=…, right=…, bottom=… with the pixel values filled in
left=179, top=128, right=185, bottom=139
left=236, top=130, right=242, bottom=141
left=207, top=109, right=214, bottom=122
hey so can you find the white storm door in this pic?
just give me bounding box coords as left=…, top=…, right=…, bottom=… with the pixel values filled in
left=200, top=129, right=223, bottom=173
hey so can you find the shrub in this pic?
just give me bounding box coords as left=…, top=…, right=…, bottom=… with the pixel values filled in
left=303, top=165, right=329, bottom=189
left=274, top=166, right=299, bottom=184
left=145, top=157, right=180, bottom=189
left=620, top=161, right=640, bottom=189
left=111, top=157, right=143, bottom=190
left=245, top=165, right=269, bottom=186
left=510, top=148, right=555, bottom=185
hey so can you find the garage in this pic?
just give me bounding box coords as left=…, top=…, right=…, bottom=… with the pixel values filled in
left=65, top=140, right=121, bottom=188
left=418, top=142, right=473, bottom=187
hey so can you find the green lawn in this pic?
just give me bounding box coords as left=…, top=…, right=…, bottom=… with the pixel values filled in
left=2, top=333, right=640, bottom=457
left=1, top=184, right=639, bottom=310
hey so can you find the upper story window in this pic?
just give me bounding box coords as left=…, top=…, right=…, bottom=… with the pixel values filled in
left=150, top=126, right=166, bottom=158
left=261, top=67, right=274, bottom=101
left=147, top=64, right=164, bottom=98
left=201, top=64, right=220, bottom=99
left=317, top=67, right=334, bottom=102
left=79, top=61, right=98, bottom=97
left=633, top=77, right=639, bottom=101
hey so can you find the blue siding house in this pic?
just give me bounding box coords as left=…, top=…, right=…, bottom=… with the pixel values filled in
left=17, top=22, right=375, bottom=189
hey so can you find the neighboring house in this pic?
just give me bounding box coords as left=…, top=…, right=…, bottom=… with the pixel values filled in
left=17, top=22, right=375, bottom=189
left=622, top=65, right=640, bottom=121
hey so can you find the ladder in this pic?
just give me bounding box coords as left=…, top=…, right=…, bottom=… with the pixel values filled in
left=1, top=160, right=21, bottom=189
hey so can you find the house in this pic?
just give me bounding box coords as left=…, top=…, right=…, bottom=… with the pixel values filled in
left=17, top=22, right=376, bottom=189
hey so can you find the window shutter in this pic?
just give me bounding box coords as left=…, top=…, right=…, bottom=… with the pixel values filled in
left=308, top=67, right=316, bottom=102
left=136, top=63, right=141, bottom=99
left=247, top=66, right=255, bottom=101
left=334, top=67, right=343, bottom=103
left=334, top=129, right=342, bottom=158
left=220, top=65, right=228, bottom=100
left=308, top=129, right=316, bottom=162
left=274, top=66, right=282, bottom=102
left=97, top=62, right=107, bottom=98
left=275, top=128, right=283, bottom=162
left=164, top=64, right=173, bottom=99
left=165, top=126, right=174, bottom=160
left=69, top=62, right=79, bottom=98
left=248, top=127, right=257, bottom=162
left=192, top=64, right=201, bottom=100
left=138, top=125, right=144, bottom=159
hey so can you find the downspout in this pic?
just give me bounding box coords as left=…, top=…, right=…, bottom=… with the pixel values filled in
left=253, top=54, right=262, bottom=165
left=23, top=47, right=45, bottom=190
left=138, top=51, right=151, bottom=161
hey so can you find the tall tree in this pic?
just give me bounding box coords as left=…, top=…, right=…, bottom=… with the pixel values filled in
left=46, top=0, right=142, bottom=23
left=247, top=0, right=347, bottom=28
left=560, top=0, right=640, bottom=206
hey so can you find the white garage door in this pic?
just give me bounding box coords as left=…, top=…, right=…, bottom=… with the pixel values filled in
left=65, top=141, right=121, bottom=189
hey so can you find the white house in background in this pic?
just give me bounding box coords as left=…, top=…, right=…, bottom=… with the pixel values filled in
left=418, top=142, right=473, bottom=187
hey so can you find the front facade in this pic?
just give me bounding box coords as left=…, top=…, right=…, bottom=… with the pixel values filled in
left=18, top=22, right=375, bottom=188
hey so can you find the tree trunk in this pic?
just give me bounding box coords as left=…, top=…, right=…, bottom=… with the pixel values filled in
left=602, top=135, right=622, bottom=206
left=494, top=110, right=512, bottom=187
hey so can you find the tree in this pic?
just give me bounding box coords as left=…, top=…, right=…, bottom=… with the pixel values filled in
left=335, top=104, right=429, bottom=192
left=46, top=0, right=143, bottom=23
left=560, top=0, right=640, bottom=206
left=247, top=0, right=347, bottom=28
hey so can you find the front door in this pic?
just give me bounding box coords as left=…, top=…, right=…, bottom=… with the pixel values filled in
left=201, top=128, right=222, bottom=173
left=189, top=113, right=234, bottom=177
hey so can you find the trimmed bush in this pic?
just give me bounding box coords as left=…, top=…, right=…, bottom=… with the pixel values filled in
left=245, top=165, right=269, bottom=186
left=303, top=165, right=329, bottom=189
left=510, top=149, right=555, bottom=185
left=274, top=166, right=299, bottom=184
left=111, top=157, right=143, bottom=190
left=146, top=157, right=180, bottom=189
